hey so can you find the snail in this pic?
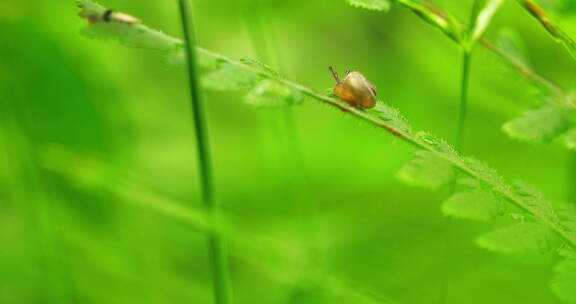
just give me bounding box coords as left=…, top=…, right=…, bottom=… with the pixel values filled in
left=329, top=66, right=377, bottom=109
left=102, top=9, right=141, bottom=24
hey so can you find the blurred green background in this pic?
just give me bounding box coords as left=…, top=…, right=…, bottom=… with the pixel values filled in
left=2, top=0, right=576, bottom=303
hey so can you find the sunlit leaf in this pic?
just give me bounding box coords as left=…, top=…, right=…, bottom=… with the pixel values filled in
left=503, top=104, right=574, bottom=143
left=244, top=80, right=304, bottom=107
left=442, top=179, right=504, bottom=221
left=240, top=58, right=280, bottom=76
left=374, top=104, right=412, bottom=134
left=463, top=157, right=506, bottom=185
left=398, top=150, right=454, bottom=189
left=512, top=181, right=557, bottom=220
left=551, top=249, right=576, bottom=304
left=203, top=62, right=260, bottom=91
left=416, top=131, right=460, bottom=161
left=477, top=222, right=559, bottom=254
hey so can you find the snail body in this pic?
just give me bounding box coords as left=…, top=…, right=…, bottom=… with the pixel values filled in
left=329, top=67, right=377, bottom=109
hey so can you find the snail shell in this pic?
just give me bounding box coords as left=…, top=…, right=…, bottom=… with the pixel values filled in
left=330, top=67, right=377, bottom=109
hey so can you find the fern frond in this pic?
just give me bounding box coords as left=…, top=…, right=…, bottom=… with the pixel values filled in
left=244, top=80, right=304, bottom=107
left=374, top=104, right=412, bottom=134
left=503, top=104, right=575, bottom=143
left=552, top=249, right=576, bottom=304
left=512, top=181, right=559, bottom=221
left=442, top=178, right=504, bottom=221
left=379, top=0, right=576, bottom=147
left=397, top=150, right=454, bottom=189
left=478, top=222, right=560, bottom=254
left=75, top=0, right=576, bottom=261
left=202, top=62, right=261, bottom=91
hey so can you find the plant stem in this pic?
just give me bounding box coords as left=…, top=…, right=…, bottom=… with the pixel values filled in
left=456, top=0, right=482, bottom=148
left=396, top=0, right=462, bottom=43
left=177, top=1, right=234, bottom=303
left=440, top=40, right=473, bottom=304
left=455, top=51, right=472, bottom=149
left=480, top=39, right=575, bottom=106
left=442, top=2, right=482, bottom=302
left=517, top=0, right=576, bottom=60
left=386, top=0, right=576, bottom=110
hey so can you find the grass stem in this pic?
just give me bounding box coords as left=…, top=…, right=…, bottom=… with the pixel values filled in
left=441, top=2, right=483, bottom=302
left=177, top=1, right=234, bottom=303
left=455, top=51, right=472, bottom=150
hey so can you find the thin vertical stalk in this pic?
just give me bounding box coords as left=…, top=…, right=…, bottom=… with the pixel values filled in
left=455, top=0, right=482, bottom=149
left=177, top=1, right=234, bottom=304
left=441, top=2, right=482, bottom=303
left=439, top=48, right=473, bottom=303
left=455, top=51, right=472, bottom=149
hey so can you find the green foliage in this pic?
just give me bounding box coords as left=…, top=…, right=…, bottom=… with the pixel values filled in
left=477, top=222, right=559, bottom=254
left=77, top=2, right=576, bottom=248
left=512, top=181, right=557, bottom=219
left=463, top=157, right=506, bottom=185
left=502, top=103, right=574, bottom=143
left=76, top=0, right=102, bottom=11
left=202, top=62, right=261, bottom=91
left=442, top=179, right=504, bottom=221
left=41, top=145, right=214, bottom=231
left=416, top=132, right=460, bottom=162
left=551, top=250, right=576, bottom=304
left=397, top=150, right=455, bottom=189
left=565, top=128, right=576, bottom=150
left=240, top=58, right=281, bottom=77
left=519, top=0, right=576, bottom=60
left=244, top=80, right=304, bottom=107
left=69, top=2, right=576, bottom=303
left=345, top=0, right=392, bottom=12
left=287, top=277, right=397, bottom=304
left=394, top=0, right=463, bottom=43
left=493, top=28, right=576, bottom=148
left=374, top=104, right=412, bottom=134
left=78, top=5, right=182, bottom=51
left=555, top=202, right=576, bottom=242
